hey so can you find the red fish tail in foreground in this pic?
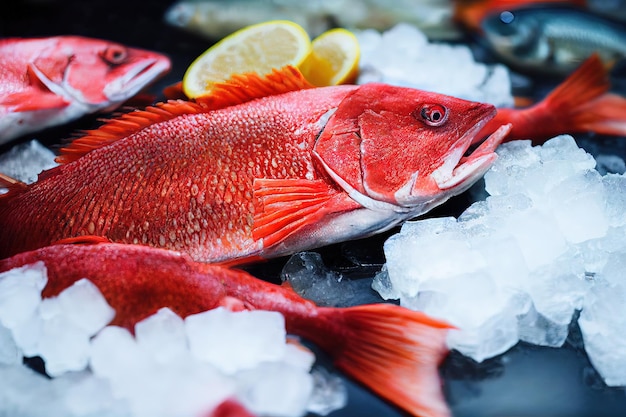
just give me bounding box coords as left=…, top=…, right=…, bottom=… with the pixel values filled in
left=477, top=54, right=626, bottom=144
left=296, top=304, right=453, bottom=417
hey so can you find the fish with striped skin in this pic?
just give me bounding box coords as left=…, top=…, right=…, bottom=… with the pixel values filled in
left=0, top=241, right=454, bottom=417
left=0, top=66, right=511, bottom=262
left=0, top=36, right=171, bottom=144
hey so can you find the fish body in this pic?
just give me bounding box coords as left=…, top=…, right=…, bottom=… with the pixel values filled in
left=481, top=6, right=626, bottom=76
left=0, top=67, right=510, bottom=262
left=0, top=242, right=453, bottom=417
left=0, top=36, right=171, bottom=145
left=165, top=0, right=462, bottom=41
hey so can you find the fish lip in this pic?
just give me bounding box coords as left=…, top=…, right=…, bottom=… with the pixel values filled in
left=430, top=113, right=510, bottom=190
left=103, top=58, right=171, bottom=104
left=435, top=122, right=512, bottom=190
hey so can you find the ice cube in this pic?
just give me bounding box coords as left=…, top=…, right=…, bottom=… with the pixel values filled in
left=447, top=304, right=521, bottom=363
left=90, top=325, right=154, bottom=395
left=281, top=252, right=381, bottom=307
left=548, top=170, right=608, bottom=243
left=37, top=314, right=91, bottom=377
left=186, top=308, right=287, bottom=374
left=236, top=362, right=314, bottom=417
left=602, top=173, right=626, bottom=227
left=135, top=307, right=187, bottom=364
left=306, top=367, right=347, bottom=416
left=0, top=263, right=47, bottom=329
left=55, top=278, right=115, bottom=335
left=63, top=373, right=121, bottom=417
left=501, top=208, right=568, bottom=270
left=0, top=323, right=20, bottom=365
left=579, top=273, right=626, bottom=386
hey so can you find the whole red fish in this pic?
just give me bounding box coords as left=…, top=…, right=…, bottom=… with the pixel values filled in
left=0, top=66, right=511, bottom=262
left=475, top=54, right=626, bottom=144
left=0, top=242, right=454, bottom=417
left=0, top=36, right=171, bottom=144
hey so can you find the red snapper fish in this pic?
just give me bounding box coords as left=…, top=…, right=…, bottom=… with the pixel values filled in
left=0, top=36, right=171, bottom=145
left=0, top=66, right=511, bottom=261
left=0, top=242, right=454, bottom=417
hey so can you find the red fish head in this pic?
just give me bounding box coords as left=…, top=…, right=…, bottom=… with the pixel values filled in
left=314, top=83, right=511, bottom=214
left=29, top=36, right=171, bottom=110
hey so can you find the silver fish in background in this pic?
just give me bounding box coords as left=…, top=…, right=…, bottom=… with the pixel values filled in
left=164, top=0, right=462, bottom=41
left=481, top=5, right=626, bottom=76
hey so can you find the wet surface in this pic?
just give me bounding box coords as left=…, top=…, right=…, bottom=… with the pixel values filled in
left=3, top=1, right=626, bottom=416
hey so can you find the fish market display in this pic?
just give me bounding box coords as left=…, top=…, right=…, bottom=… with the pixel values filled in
left=481, top=5, right=626, bottom=76
left=164, top=0, right=461, bottom=41
left=0, top=242, right=453, bottom=417
left=0, top=36, right=171, bottom=145
left=0, top=66, right=511, bottom=263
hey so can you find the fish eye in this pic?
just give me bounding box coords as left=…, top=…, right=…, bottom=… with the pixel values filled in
left=102, top=45, right=128, bottom=65
left=500, top=11, right=515, bottom=24
left=415, top=104, right=448, bottom=126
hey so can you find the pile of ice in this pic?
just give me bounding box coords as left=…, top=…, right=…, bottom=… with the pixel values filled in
left=355, top=24, right=514, bottom=107
left=0, top=263, right=346, bottom=417
left=373, top=135, right=626, bottom=385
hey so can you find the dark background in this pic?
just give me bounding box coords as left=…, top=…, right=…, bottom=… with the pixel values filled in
left=2, top=1, right=626, bottom=416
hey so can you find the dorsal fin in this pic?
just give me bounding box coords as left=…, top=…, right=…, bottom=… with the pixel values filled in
left=0, top=172, right=29, bottom=199
left=56, top=100, right=207, bottom=164
left=56, top=66, right=314, bottom=165
left=195, top=65, right=315, bottom=110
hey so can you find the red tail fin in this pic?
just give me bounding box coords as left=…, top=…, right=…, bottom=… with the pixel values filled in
left=311, top=304, right=453, bottom=417
left=480, top=54, right=626, bottom=143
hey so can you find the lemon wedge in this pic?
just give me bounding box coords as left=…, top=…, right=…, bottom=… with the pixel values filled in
left=183, top=20, right=312, bottom=98
left=299, top=28, right=360, bottom=87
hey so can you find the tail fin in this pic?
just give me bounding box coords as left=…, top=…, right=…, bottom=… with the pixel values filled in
left=528, top=53, right=626, bottom=140
left=481, top=54, right=626, bottom=143
left=312, top=304, right=453, bottom=417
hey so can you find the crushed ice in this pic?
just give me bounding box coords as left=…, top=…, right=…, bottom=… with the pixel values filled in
left=356, top=23, right=514, bottom=107
left=0, top=266, right=347, bottom=417
left=374, top=135, right=626, bottom=385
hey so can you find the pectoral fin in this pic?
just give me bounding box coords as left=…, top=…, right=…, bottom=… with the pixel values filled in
left=252, top=178, right=359, bottom=248
left=0, top=90, right=70, bottom=112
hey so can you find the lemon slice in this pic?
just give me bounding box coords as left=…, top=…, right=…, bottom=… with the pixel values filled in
left=300, top=28, right=360, bottom=87
left=183, top=20, right=312, bottom=98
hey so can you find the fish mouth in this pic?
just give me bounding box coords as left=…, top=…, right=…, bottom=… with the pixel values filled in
left=103, top=58, right=171, bottom=104
left=430, top=120, right=512, bottom=191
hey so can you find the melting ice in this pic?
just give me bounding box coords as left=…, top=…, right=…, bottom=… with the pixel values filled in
left=0, top=266, right=347, bottom=417
left=374, top=135, right=626, bottom=385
